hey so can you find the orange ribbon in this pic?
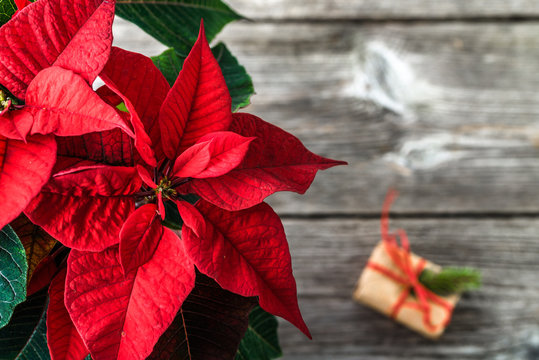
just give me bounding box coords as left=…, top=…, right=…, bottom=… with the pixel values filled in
left=367, top=190, right=454, bottom=333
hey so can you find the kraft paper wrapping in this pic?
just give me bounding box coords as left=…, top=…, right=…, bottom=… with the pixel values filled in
left=353, top=242, right=460, bottom=339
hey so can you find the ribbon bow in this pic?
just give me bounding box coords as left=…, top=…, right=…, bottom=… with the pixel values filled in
left=367, top=190, right=454, bottom=333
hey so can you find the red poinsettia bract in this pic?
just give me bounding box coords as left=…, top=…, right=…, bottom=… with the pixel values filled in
left=0, top=0, right=139, bottom=230
left=26, top=23, right=345, bottom=359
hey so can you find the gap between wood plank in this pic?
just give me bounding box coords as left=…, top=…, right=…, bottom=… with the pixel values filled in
left=279, top=212, right=539, bottom=220
left=239, top=16, right=539, bottom=25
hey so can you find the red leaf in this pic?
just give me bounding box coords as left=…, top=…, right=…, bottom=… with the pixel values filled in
left=181, top=200, right=311, bottom=338
left=172, top=141, right=211, bottom=178
left=51, top=0, right=115, bottom=83
left=100, top=71, right=156, bottom=167
left=25, top=165, right=141, bottom=251
left=14, top=0, right=30, bottom=11
left=0, top=0, right=115, bottom=98
left=56, top=130, right=135, bottom=168
left=159, top=22, right=232, bottom=159
left=173, top=131, right=254, bottom=179
left=136, top=164, right=157, bottom=188
left=175, top=200, right=205, bottom=238
left=184, top=113, right=347, bottom=210
left=119, top=204, right=163, bottom=275
left=18, top=67, right=134, bottom=138
left=47, top=268, right=88, bottom=360
left=0, top=134, right=56, bottom=229
left=100, top=47, right=170, bottom=160
left=27, top=255, right=57, bottom=297
left=148, top=273, right=256, bottom=360
left=66, top=229, right=195, bottom=360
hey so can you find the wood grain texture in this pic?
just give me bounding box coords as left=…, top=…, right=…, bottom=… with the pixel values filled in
left=226, top=0, right=539, bottom=20
left=279, top=218, right=539, bottom=360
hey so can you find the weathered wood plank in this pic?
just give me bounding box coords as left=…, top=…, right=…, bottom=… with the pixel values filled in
left=279, top=218, right=539, bottom=359
left=113, top=19, right=539, bottom=214
left=226, top=0, right=539, bottom=20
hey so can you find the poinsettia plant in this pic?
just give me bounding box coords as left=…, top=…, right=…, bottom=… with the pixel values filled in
left=0, top=0, right=346, bottom=359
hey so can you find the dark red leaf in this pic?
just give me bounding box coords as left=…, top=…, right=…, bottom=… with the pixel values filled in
left=25, top=165, right=141, bottom=251
left=47, top=268, right=88, bottom=360
left=149, top=273, right=256, bottom=360
left=0, top=0, right=115, bottom=98
left=18, top=67, right=134, bottom=138
left=0, top=134, right=56, bottom=229
left=27, top=255, right=57, bottom=297
left=173, top=131, right=254, bottom=179
left=56, top=130, right=135, bottom=168
left=100, top=47, right=170, bottom=160
left=119, top=204, right=163, bottom=275
left=181, top=200, right=311, bottom=338
left=183, top=113, right=347, bottom=210
left=66, top=229, right=195, bottom=360
left=159, top=22, right=232, bottom=159
left=10, top=214, right=57, bottom=282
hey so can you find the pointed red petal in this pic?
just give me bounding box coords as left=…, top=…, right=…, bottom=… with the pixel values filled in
left=174, top=131, right=254, bottom=179
left=136, top=164, right=157, bottom=189
left=184, top=113, right=347, bottom=210
left=0, top=0, right=114, bottom=98
left=20, top=67, right=134, bottom=138
left=157, top=191, right=166, bottom=220
left=14, top=0, right=30, bottom=11
left=119, top=204, right=163, bottom=275
left=25, top=165, right=141, bottom=251
left=172, top=141, right=212, bottom=178
left=0, top=134, right=56, bottom=229
left=47, top=268, right=88, bottom=360
left=181, top=200, right=311, bottom=338
left=66, top=229, right=195, bottom=360
left=100, top=47, right=170, bottom=160
left=175, top=200, right=205, bottom=238
left=100, top=71, right=156, bottom=167
left=159, top=22, right=232, bottom=159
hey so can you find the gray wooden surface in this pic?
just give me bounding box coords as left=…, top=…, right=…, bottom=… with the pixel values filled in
left=113, top=2, right=539, bottom=358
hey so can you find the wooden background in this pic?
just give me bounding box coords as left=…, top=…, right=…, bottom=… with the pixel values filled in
left=113, top=2, right=539, bottom=359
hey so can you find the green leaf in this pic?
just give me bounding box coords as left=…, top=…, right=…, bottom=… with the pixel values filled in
left=161, top=200, right=183, bottom=230
left=0, top=0, right=17, bottom=27
left=151, top=48, right=184, bottom=86
left=115, top=0, right=243, bottom=57
left=419, top=267, right=482, bottom=296
left=152, top=43, right=254, bottom=111
left=235, top=306, right=282, bottom=360
left=116, top=102, right=129, bottom=113
left=0, top=288, right=49, bottom=360
left=0, top=225, right=28, bottom=329
left=212, top=43, right=254, bottom=111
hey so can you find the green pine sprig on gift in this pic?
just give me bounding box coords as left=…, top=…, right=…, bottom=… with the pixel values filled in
left=419, top=267, right=482, bottom=296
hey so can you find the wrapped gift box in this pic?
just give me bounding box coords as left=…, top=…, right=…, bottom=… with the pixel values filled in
left=353, top=242, right=460, bottom=339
